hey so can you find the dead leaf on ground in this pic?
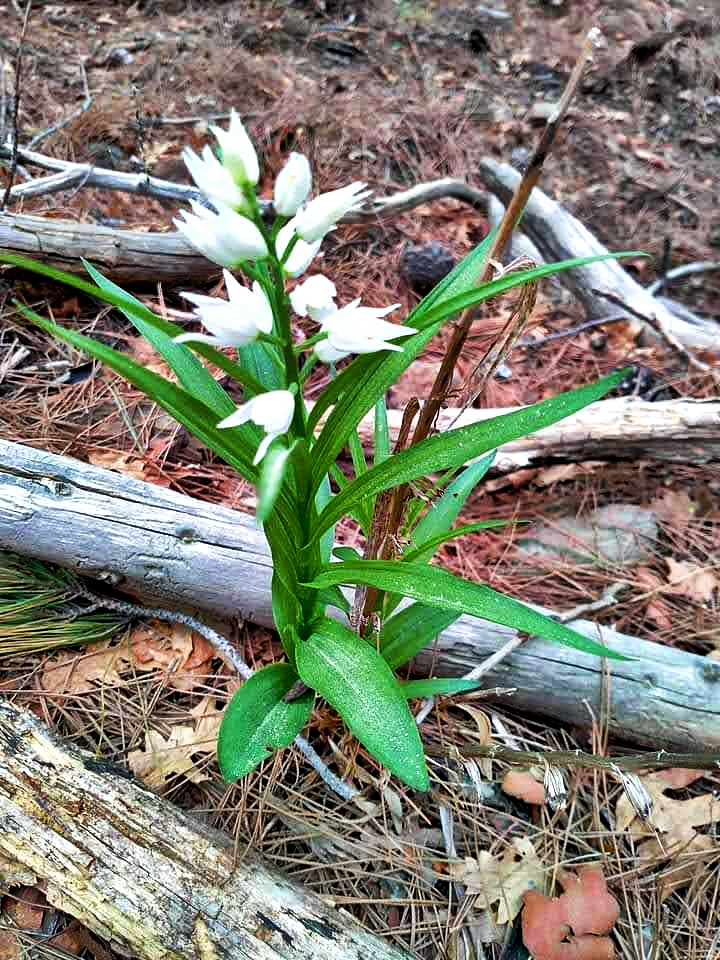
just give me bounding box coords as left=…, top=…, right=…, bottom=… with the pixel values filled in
left=665, top=558, right=718, bottom=604
left=522, top=865, right=619, bottom=960
left=616, top=768, right=720, bottom=857
left=128, top=620, right=216, bottom=692
left=651, top=489, right=696, bottom=534
left=87, top=449, right=148, bottom=481
left=39, top=643, right=131, bottom=695
left=502, top=769, right=546, bottom=806
left=635, top=567, right=673, bottom=630
left=450, top=837, right=545, bottom=925
left=127, top=695, right=222, bottom=788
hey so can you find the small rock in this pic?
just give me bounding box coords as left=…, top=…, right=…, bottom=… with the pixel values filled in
left=518, top=504, right=658, bottom=565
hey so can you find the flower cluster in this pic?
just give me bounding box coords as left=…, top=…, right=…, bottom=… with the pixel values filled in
left=174, top=110, right=415, bottom=463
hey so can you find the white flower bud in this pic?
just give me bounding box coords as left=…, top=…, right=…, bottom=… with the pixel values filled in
left=274, top=153, right=312, bottom=216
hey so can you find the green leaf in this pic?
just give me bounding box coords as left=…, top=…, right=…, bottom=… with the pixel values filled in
left=379, top=603, right=460, bottom=669
left=217, top=663, right=314, bottom=782
left=0, top=249, right=264, bottom=395
left=295, top=617, right=429, bottom=791
left=84, top=262, right=234, bottom=415
left=257, top=441, right=291, bottom=524
left=400, top=677, right=485, bottom=698
left=315, top=474, right=335, bottom=564
left=306, top=249, right=639, bottom=493
left=310, top=370, right=628, bottom=539
left=238, top=339, right=284, bottom=396
left=402, top=520, right=516, bottom=565
left=317, top=585, right=351, bottom=615
left=15, top=301, right=261, bottom=483
left=409, top=453, right=496, bottom=561
left=306, top=561, right=631, bottom=661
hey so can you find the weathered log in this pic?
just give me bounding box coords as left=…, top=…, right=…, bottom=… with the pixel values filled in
left=0, top=698, right=412, bottom=960
left=0, top=211, right=219, bottom=284
left=1, top=437, right=718, bottom=751
left=479, top=157, right=720, bottom=351
left=352, top=397, right=720, bottom=471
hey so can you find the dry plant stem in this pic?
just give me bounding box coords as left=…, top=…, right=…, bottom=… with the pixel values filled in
left=424, top=742, right=720, bottom=774
left=76, top=588, right=359, bottom=803
left=593, top=287, right=717, bottom=376
left=356, top=398, right=419, bottom=634
left=0, top=0, right=31, bottom=209
left=367, top=29, right=598, bottom=590
left=414, top=634, right=524, bottom=726
left=647, top=260, right=720, bottom=295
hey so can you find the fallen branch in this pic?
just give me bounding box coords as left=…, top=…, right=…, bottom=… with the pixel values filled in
left=0, top=698, right=411, bottom=960
left=1, top=437, right=718, bottom=751
left=348, top=397, right=720, bottom=472
left=478, top=157, right=719, bottom=350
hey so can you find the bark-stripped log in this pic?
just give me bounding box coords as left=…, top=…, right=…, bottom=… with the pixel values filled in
left=1, top=437, right=718, bottom=751
left=0, top=699, right=412, bottom=960
left=479, top=157, right=720, bottom=351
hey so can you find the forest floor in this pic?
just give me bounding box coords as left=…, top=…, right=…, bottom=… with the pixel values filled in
left=0, top=1, right=719, bottom=958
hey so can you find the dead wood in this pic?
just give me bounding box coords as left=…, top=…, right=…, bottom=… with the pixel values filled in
left=479, top=157, right=719, bottom=351
left=0, top=698, right=411, bottom=960
left=1, top=436, right=718, bottom=752
left=0, top=210, right=219, bottom=284
left=351, top=397, right=720, bottom=472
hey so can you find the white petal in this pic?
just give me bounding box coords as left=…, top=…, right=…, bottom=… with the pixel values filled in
left=210, top=109, right=259, bottom=185
left=276, top=220, right=321, bottom=278
left=217, top=403, right=253, bottom=429
left=173, top=332, right=226, bottom=346
left=253, top=433, right=275, bottom=465
left=274, top=152, right=312, bottom=216
left=294, top=182, right=372, bottom=243
left=289, top=274, right=337, bottom=317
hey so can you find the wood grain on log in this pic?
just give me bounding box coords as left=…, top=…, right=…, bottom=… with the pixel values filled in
left=1, top=437, right=718, bottom=751
left=0, top=212, right=218, bottom=284
left=0, top=699, right=411, bottom=960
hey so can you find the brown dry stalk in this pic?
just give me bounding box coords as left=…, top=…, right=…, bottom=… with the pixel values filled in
left=356, top=28, right=602, bottom=620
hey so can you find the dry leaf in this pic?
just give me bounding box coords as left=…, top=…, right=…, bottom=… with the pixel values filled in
left=39, top=643, right=131, bottom=695
left=87, top=449, right=147, bottom=481
left=636, top=567, right=673, bottom=630
left=502, top=769, right=546, bottom=805
left=616, top=768, right=720, bottom=856
left=129, top=621, right=215, bottom=692
left=651, top=490, right=696, bottom=534
left=455, top=703, right=492, bottom=776
left=535, top=462, right=605, bottom=487
left=522, top=866, right=618, bottom=960
left=450, top=837, right=544, bottom=924
left=665, top=558, right=718, bottom=603
left=128, top=696, right=221, bottom=788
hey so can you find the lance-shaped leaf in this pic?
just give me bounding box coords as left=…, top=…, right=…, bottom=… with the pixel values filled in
left=310, top=370, right=627, bottom=539
left=0, top=249, right=264, bottom=395
left=400, top=677, right=485, bottom=698
left=295, top=617, right=429, bottom=791
left=218, top=663, right=314, bottom=781
left=306, top=561, right=631, bottom=660
left=379, top=603, right=461, bottom=669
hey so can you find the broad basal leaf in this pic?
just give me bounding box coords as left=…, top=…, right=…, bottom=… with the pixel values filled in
left=295, top=617, right=429, bottom=791
left=217, top=662, right=314, bottom=781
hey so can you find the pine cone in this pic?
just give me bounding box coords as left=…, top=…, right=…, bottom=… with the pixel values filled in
left=399, top=242, right=456, bottom=295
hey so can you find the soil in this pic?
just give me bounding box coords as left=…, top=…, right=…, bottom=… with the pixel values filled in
left=0, top=1, right=719, bottom=958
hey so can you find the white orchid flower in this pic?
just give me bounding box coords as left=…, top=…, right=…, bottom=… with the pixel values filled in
left=294, top=182, right=372, bottom=243
left=174, top=270, right=273, bottom=348
left=289, top=274, right=337, bottom=322
left=315, top=299, right=415, bottom=364
left=217, top=389, right=295, bottom=465
left=182, top=145, right=248, bottom=210
left=274, top=152, right=312, bottom=216
left=276, top=218, right=321, bottom=278
left=208, top=109, right=260, bottom=186
left=174, top=200, right=268, bottom=268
